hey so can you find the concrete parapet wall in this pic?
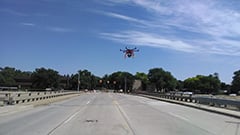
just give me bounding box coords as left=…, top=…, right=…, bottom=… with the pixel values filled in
left=0, top=91, right=79, bottom=106
left=136, top=93, right=240, bottom=119
left=135, top=91, right=240, bottom=111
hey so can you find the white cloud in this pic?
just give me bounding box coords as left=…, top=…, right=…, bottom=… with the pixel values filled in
left=0, top=8, right=27, bottom=16
left=48, top=27, right=73, bottom=32
left=103, top=12, right=141, bottom=23
left=20, top=22, right=36, bottom=26
left=19, top=22, right=74, bottom=33
left=101, top=11, right=151, bottom=28
left=100, top=0, right=130, bottom=4
left=99, top=0, right=240, bottom=56
left=101, top=31, right=199, bottom=53
left=126, top=0, right=240, bottom=38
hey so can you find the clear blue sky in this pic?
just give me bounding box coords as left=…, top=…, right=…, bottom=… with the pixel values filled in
left=1, top=0, right=240, bottom=84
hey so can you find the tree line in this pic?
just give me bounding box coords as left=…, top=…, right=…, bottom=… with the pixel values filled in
left=0, top=67, right=239, bottom=94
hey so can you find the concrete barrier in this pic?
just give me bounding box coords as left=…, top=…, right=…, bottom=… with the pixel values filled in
left=0, top=93, right=11, bottom=106
left=0, top=91, right=79, bottom=106
left=135, top=91, right=240, bottom=111
left=194, top=96, right=240, bottom=110
left=135, top=93, right=240, bottom=119
left=0, top=97, right=4, bottom=106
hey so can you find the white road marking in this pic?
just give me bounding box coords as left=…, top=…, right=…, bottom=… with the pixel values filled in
left=86, top=101, right=90, bottom=104
left=169, top=112, right=190, bottom=122
left=63, top=112, right=78, bottom=124
left=113, top=100, right=136, bottom=135
left=57, top=100, right=92, bottom=127
left=48, top=108, right=84, bottom=135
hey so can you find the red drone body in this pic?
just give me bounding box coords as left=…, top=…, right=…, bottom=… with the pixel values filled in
left=120, top=47, right=139, bottom=58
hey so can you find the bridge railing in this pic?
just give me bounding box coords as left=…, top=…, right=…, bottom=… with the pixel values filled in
left=135, top=91, right=240, bottom=111
left=0, top=91, right=79, bottom=106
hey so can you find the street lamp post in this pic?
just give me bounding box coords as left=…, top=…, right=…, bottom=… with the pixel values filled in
left=113, top=81, right=116, bottom=91
left=107, top=81, right=110, bottom=89
left=77, top=72, right=80, bottom=92
left=124, top=76, right=127, bottom=93
left=99, top=80, right=103, bottom=90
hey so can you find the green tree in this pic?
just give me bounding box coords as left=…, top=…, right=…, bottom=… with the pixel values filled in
left=183, top=77, right=200, bottom=91
left=221, top=82, right=231, bottom=91
left=183, top=73, right=221, bottom=94
left=68, top=70, right=100, bottom=90
left=135, top=72, right=148, bottom=90
left=69, top=74, right=78, bottom=90
left=0, top=67, right=17, bottom=86
left=148, top=68, right=177, bottom=92
left=0, top=67, right=32, bottom=86
left=0, top=73, right=4, bottom=85
left=107, top=71, right=134, bottom=92
left=31, top=68, right=60, bottom=89
left=176, top=80, right=184, bottom=90
left=79, top=69, right=98, bottom=90
left=101, top=74, right=109, bottom=89
left=231, top=70, right=240, bottom=94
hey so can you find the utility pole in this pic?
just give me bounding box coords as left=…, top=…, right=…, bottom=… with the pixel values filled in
left=124, top=76, right=127, bottom=93
left=77, top=71, right=80, bottom=92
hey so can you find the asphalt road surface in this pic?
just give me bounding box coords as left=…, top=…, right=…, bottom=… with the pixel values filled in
left=0, top=92, right=239, bottom=135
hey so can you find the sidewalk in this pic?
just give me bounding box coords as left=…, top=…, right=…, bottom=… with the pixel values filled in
left=137, top=94, right=240, bottom=119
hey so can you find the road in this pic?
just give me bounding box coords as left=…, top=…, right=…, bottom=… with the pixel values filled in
left=0, top=92, right=239, bottom=135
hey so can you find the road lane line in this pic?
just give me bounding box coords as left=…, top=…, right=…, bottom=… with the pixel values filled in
left=86, top=101, right=90, bottom=104
left=109, top=94, right=136, bottom=135
left=47, top=107, right=85, bottom=135
left=48, top=96, right=94, bottom=135
left=168, top=112, right=190, bottom=122
left=113, top=100, right=136, bottom=135
left=63, top=111, right=79, bottom=124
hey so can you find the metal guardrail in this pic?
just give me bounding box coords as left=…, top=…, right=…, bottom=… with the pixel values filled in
left=136, top=91, right=240, bottom=111
left=194, top=96, right=240, bottom=110
left=0, top=91, right=79, bottom=106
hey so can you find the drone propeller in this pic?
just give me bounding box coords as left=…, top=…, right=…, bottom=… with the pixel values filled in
left=133, top=47, right=139, bottom=52
left=120, top=49, right=126, bottom=53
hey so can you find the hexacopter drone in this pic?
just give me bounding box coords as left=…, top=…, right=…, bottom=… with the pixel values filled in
left=120, top=47, right=139, bottom=58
